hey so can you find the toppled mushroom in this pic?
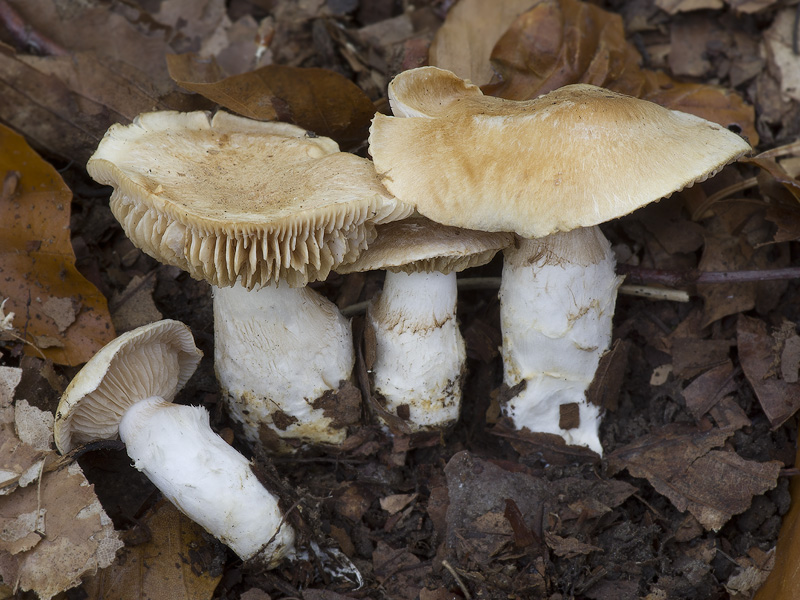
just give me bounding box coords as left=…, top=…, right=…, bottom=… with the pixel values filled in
left=87, top=111, right=412, bottom=451
left=337, top=217, right=512, bottom=433
left=54, top=320, right=295, bottom=565
left=369, top=67, right=751, bottom=453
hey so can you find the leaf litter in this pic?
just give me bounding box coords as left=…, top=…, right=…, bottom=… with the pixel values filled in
left=0, top=0, right=800, bottom=598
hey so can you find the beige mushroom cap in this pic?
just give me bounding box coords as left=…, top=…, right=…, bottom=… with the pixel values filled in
left=369, top=67, right=752, bottom=239
left=88, top=111, right=412, bottom=289
left=54, top=320, right=202, bottom=454
left=337, top=217, right=513, bottom=275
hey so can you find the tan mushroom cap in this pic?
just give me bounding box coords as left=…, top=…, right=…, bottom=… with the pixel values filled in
left=337, top=217, right=513, bottom=275
left=88, top=111, right=412, bottom=289
left=54, top=320, right=202, bottom=454
left=369, top=67, right=752, bottom=239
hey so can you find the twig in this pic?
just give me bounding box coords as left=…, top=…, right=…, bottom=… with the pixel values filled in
left=0, top=0, right=68, bottom=56
left=442, top=559, right=472, bottom=600
left=618, top=265, right=800, bottom=287
left=339, top=277, right=690, bottom=316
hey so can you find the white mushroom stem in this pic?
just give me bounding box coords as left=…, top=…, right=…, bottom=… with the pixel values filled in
left=119, top=396, right=295, bottom=564
left=368, top=270, right=465, bottom=430
left=213, top=282, right=355, bottom=447
left=499, top=226, right=622, bottom=454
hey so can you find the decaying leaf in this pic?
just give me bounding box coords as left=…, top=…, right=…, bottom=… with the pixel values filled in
left=0, top=400, right=121, bottom=599
left=167, top=54, right=376, bottom=149
left=738, top=315, right=800, bottom=428
left=81, top=500, right=224, bottom=600
left=0, top=124, right=115, bottom=365
left=681, top=360, right=739, bottom=420
left=608, top=423, right=782, bottom=531
left=428, top=0, right=537, bottom=85
left=439, top=0, right=758, bottom=144
left=372, top=540, right=423, bottom=600
left=763, top=9, right=800, bottom=104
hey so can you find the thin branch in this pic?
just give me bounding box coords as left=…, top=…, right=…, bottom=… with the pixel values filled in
left=617, top=265, right=800, bottom=287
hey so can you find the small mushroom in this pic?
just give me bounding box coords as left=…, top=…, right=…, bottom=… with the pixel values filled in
left=54, top=320, right=295, bottom=565
left=369, top=67, right=752, bottom=453
left=87, top=111, right=412, bottom=451
left=338, top=217, right=512, bottom=432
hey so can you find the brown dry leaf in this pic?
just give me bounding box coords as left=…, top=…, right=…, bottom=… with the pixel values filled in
left=737, top=315, right=800, bottom=428
left=0, top=400, right=121, bottom=600
left=725, top=0, right=778, bottom=13
left=670, top=338, right=733, bottom=379
left=607, top=423, right=782, bottom=531
left=477, top=0, right=758, bottom=144
left=745, top=155, right=800, bottom=202
left=656, top=0, right=723, bottom=15
left=428, top=0, right=537, bottom=85
left=372, top=541, right=424, bottom=600
left=0, top=124, right=115, bottom=366
left=753, top=444, right=800, bottom=600
left=545, top=532, right=603, bottom=558
left=682, top=360, right=739, bottom=420
left=167, top=54, right=376, bottom=149
left=764, top=9, right=800, bottom=104
left=0, top=0, right=203, bottom=163
left=82, top=500, right=224, bottom=600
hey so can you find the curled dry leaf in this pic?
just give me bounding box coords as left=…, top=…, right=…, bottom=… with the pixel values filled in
left=0, top=399, right=122, bottom=600
left=0, top=124, right=115, bottom=366
left=81, top=500, right=224, bottom=600
left=166, top=54, right=376, bottom=149
left=607, top=423, right=782, bottom=531
left=737, top=315, right=800, bottom=428
left=432, top=0, right=758, bottom=145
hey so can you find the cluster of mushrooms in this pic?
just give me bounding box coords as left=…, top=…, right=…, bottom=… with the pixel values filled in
left=54, top=67, right=751, bottom=568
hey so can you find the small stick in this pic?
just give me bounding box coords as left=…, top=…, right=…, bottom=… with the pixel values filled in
left=442, top=559, right=471, bottom=600
left=618, top=265, right=800, bottom=287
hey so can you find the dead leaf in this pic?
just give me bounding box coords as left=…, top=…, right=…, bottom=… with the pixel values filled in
left=81, top=500, right=224, bottom=600
left=0, top=402, right=121, bottom=599
left=110, top=274, right=163, bottom=334
left=167, top=55, right=376, bottom=149
left=745, top=155, right=800, bottom=202
left=682, top=360, right=738, bottom=419
left=670, top=338, right=733, bottom=379
left=478, top=0, right=758, bottom=144
left=738, top=315, right=800, bottom=428
left=372, top=541, right=424, bottom=600
left=545, top=532, right=603, bottom=558
left=380, top=493, right=417, bottom=515
left=764, top=9, right=800, bottom=103
left=428, top=0, right=537, bottom=85
left=608, top=423, right=782, bottom=530
left=0, top=124, right=115, bottom=365
left=656, top=0, right=723, bottom=15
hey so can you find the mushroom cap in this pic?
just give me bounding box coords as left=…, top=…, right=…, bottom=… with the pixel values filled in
left=54, top=320, right=202, bottom=454
left=369, top=67, right=752, bottom=239
left=88, top=111, right=412, bottom=289
left=336, top=217, right=513, bottom=275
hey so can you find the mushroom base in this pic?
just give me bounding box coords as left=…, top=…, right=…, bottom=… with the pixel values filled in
left=214, top=283, right=356, bottom=451
left=368, top=270, right=465, bottom=432
left=499, top=227, right=622, bottom=455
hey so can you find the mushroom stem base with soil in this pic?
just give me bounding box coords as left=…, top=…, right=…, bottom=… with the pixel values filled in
left=368, top=269, right=465, bottom=431
left=120, top=396, right=295, bottom=564
left=214, top=282, right=356, bottom=449
left=499, top=226, right=622, bottom=454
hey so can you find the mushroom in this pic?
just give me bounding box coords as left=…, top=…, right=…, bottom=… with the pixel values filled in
left=369, top=67, right=751, bottom=453
left=87, top=111, right=412, bottom=451
left=337, top=217, right=512, bottom=432
left=54, top=319, right=295, bottom=565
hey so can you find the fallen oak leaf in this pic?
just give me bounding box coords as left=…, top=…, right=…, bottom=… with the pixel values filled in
left=607, top=423, right=782, bottom=531
left=737, top=315, right=800, bottom=428
left=167, top=54, right=377, bottom=149
left=0, top=124, right=115, bottom=365
left=475, top=0, right=758, bottom=144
